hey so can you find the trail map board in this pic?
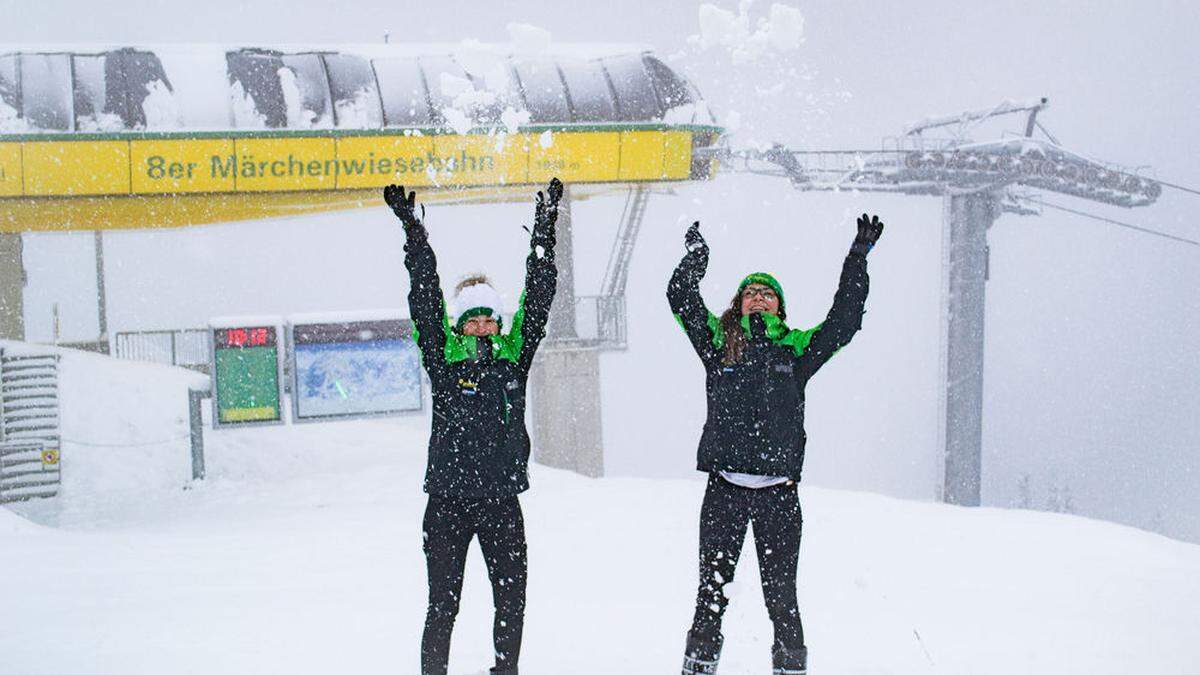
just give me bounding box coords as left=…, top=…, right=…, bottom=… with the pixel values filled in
left=289, top=318, right=422, bottom=422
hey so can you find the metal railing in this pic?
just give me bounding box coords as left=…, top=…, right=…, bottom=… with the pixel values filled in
left=113, top=329, right=210, bottom=371
left=550, top=295, right=627, bottom=350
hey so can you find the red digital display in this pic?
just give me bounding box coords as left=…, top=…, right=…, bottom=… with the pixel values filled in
left=217, top=326, right=275, bottom=348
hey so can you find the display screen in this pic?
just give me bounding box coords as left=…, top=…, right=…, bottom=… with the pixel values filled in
left=291, top=319, right=422, bottom=421
left=212, top=325, right=282, bottom=425
left=216, top=326, right=274, bottom=348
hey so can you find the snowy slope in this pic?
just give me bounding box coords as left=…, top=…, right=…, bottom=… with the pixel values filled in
left=2, top=349, right=1198, bottom=674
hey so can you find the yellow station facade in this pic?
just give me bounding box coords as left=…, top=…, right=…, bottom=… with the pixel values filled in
left=0, top=123, right=718, bottom=231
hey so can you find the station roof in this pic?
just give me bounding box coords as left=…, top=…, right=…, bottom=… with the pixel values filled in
left=0, top=44, right=714, bottom=135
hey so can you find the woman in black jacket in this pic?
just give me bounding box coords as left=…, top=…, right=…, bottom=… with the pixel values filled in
left=384, top=178, right=562, bottom=675
left=667, top=215, right=884, bottom=675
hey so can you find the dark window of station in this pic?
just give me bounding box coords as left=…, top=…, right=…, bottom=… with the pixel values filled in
left=426, top=55, right=512, bottom=125
left=419, top=55, right=470, bottom=117
left=280, top=53, right=333, bottom=128
left=0, top=55, right=18, bottom=115
left=72, top=54, right=109, bottom=130
left=226, top=49, right=287, bottom=128
left=373, top=57, right=431, bottom=126
left=558, top=59, right=617, bottom=122
left=69, top=49, right=175, bottom=130
left=105, top=48, right=174, bottom=128
left=601, top=54, right=662, bottom=121
left=323, top=53, right=383, bottom=128
left=20, top=53, right=73, bottom=131
left=511, top=58, right=569, bottom=124
left=643, top=55, right=695, bottom=111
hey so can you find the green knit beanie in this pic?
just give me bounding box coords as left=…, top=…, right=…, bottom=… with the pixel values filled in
left=738, top=272, right=786, bottom=315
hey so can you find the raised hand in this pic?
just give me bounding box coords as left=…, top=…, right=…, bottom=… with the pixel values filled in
left=533, top=177, right=563, bottom=250
left=685, top=221, right=708, bottom=254
left=678, top=220, right=709, bottom=282
left=384, top=184, right=425, bottom=233
left=545, top=176, right=563, bottom=205
left=851, top=213, right=884, bottom=256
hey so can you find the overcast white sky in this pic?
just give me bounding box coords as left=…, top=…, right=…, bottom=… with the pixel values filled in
left=3, top=0, right=1198, bottom=541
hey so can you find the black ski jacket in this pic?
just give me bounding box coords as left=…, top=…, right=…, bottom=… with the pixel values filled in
left=405, top=233, right=556, bottom=499
left=667, top=250, right=870, bottom=480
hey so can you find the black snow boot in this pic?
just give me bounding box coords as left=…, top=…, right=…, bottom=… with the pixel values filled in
left=682, top=631, right=722, bottom=674
left=772, top=643, right=807, bottom=674
left=489, top=668, right=517, bottom=675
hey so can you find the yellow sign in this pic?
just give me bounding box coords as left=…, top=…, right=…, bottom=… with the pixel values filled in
left=334, top=134, right=435, bottom=189
left=0, top=143, right=21, bottom=196
left=23, top=141, right=130, bottom=196
left=529, top=130, right=620, bottom=183
left=41, top=449, right=60, bottom=466
left=232, top=136, right=338, bottom=192
left=0, top=125, right=719, bottom=232
left=131, top=138, right=235, bottom=194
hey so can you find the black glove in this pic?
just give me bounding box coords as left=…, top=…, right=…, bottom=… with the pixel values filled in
left=685, top=220, right=707, bottom=254
left=850, top=213, right=884, bottom=257
left=532, top=177, right=563, bottom=251
left=384, top=184, right=426, bottom=240
left=681, top=221, right=709, bottom=281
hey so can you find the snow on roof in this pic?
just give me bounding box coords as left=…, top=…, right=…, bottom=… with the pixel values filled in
left=0, top=42, right=654, bottom=61
left=904, top=98, right=1050, bottom=137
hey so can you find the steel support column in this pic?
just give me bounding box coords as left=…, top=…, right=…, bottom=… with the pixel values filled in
left=530, top=185, right=606, bottom=477
left=95, top=230, right=109, bottom=347
left=941, top=191, right=997, bottom=506
left=545, top=185, right=576, bottom=339
left=529, top=347, right=604, bottom=477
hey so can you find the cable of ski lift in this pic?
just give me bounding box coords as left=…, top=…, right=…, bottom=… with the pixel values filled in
left=1022, top=197, right=1199, bottom=247
left=1154, top=179, right=1200, bottom=198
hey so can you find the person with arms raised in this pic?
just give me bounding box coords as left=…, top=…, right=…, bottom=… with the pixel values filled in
left=668, top=214, right=884, bottom=675
left=385, top=178, right=563, bottom=675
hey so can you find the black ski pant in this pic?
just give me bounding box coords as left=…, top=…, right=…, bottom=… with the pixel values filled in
left=422, top=494, right=527, bottom=675
left=689, top=473, right=804, bottom=652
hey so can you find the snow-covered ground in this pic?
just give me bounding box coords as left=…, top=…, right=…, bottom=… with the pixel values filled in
left=2, top=346, right=1198, bottom=674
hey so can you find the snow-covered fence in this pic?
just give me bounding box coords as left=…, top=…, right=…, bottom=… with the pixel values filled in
left=553, top=295, right=627, bottom=350
left=0, top=348, right=61, bottom=502
left=113, top=329, right=210, bottom=371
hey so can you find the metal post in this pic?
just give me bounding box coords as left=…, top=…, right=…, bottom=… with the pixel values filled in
left=530, top=185, right=608, bottom=476
left=189, top=388, right=207, bottom=480
left=0, top=233, right=25, bottom=341
left=546, top=185, right=576, bottom=339
left=95, top=230, right=109, bottom=350
left=940, top=192, right=997, bottom=506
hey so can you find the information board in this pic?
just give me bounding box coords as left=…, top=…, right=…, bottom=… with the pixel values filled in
left=210, top=323, right=283, bottom=427
left=289, top=317, right=423, bottom=422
